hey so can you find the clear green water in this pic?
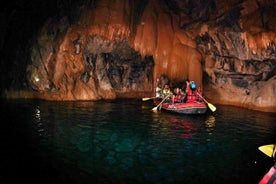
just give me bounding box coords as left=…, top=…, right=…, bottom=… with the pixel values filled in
left=0, top=99, right=275, bottom=183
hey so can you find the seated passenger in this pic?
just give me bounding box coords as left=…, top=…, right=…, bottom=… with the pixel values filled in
left=196, top=86, right=203, bottom=102
left=162, top=84, right=171, bottom=98
left=155, top=78, right=162, bottom=98
left=186, top=80, right=197, bottom=103
left=179, top=88, right=187, bottom=103
left=172, top=87, right=181, bottom=103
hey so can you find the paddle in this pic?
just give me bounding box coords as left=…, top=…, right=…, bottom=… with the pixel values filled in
left=196, top=93, right=216, bottom=112
left=152, top=93, right=171, bottom=111
left=258, top=144, right=275, bottom=157
left=142, top=97, right=157, bottom=101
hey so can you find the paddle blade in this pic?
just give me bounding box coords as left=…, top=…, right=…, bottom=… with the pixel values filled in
left=258, top=144, right=275, bottom=157
left=152, top=107, right=158, bottom=111
left=142, top=97, right=151, bottom=101
left=208, top=103, right=216, bottom=112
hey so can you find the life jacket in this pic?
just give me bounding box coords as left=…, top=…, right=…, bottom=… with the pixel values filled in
left=162, top=89, right=171, bottom=97
left=172, top=95, right=181, bottom=103
left=259, top=164, right=276, bottom=184
left=187, top=88, right=197, bottom=103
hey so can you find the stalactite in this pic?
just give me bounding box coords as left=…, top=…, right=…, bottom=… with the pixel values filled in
left=13, top=0, right=276, bottom=112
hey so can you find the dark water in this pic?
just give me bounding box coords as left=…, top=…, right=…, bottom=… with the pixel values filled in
left=0, top=99, right=275, bottom=184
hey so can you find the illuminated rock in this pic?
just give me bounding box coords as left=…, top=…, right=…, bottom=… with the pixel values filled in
left=5, top=0, right=276, bottom=112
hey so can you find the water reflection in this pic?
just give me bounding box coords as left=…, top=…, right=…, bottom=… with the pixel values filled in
left=33, top=105, right=41, bottom=123
left=33, top=105, right=46, bottom=136
left=33, top=103, right=219, bottom=183
left=205, top=115, right=216, bottom=142
left=164, top=114, right=197, bottom=139
left=205, top=115, right=216, bottom=128
left=4, top=100, right=276, bottom=184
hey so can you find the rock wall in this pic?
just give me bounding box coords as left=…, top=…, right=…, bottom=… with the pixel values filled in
left=5, top=0, right=276, bottom=112
left=194, top=1, right=276, bottom=112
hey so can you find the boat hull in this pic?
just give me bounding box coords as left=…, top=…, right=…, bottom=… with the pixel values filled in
left=154, top=100, right=207, bottom=114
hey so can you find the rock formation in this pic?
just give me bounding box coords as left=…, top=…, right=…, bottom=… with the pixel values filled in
left=2, top=0, right=276, bottom=112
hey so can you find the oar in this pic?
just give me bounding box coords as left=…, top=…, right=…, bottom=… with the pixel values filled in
left=196, top=93, right=216, bottom=112
left=152, top=93, right=171, bottom=111
left=258, top=144, right=275, bottom=157
left=142, top=97, right=157, bottom=101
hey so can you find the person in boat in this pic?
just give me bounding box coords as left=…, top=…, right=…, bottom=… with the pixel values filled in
left=259, top=142, right=276, bottom=184
left=156, top=84, right=172, bottom=110
left=161, top=84, right=171, bottom=98
left=186, top=80, right=197, bottom=103
left=172, top=87, right=182, bottom=103
left=196, top=86, right=203, bottom=102
left=179, top=88, right=187, bottom=102
left=155, top=78, right=162, bottom=98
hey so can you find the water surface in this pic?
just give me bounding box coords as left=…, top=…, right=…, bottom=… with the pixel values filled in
left=0, top=99, right=275, bottom=184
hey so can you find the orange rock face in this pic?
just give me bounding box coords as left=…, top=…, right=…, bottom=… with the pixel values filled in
left=8, top=0, right=276, bottom=112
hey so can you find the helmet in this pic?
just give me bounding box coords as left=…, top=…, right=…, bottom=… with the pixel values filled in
left=190, top=81, right=196, bottom=90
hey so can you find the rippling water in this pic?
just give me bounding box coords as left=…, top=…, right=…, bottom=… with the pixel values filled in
left=0, top=99, right=275, bottom=184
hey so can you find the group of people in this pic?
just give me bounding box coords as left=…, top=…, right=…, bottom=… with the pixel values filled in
left=155, top=77, right=203, bottom=104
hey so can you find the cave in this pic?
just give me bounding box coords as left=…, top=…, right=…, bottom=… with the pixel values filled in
left=1, top=0, right=276, bottom=112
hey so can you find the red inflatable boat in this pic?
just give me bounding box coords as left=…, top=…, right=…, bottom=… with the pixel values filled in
left=153, top=99, right=208, bottom=114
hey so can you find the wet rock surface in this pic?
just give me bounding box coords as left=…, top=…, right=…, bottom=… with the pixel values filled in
left=1, top=0, right=276, bottom=112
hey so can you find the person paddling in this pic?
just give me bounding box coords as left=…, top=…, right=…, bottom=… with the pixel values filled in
left=186, top=80, right=197, bottom=103
left=259, top=142, right=276, bottom=184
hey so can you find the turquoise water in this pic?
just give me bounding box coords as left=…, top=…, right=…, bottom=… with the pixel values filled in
left=0, top=99, right=275, bottom=183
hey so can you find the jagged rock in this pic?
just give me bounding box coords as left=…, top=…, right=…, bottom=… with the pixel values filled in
left=2, top=0, right=276, bottom=112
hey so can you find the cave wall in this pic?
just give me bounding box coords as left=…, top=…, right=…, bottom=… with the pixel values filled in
left=24, top=0, right=154, bottom=100
left=24, top=0, right=204, bottom=101
left=133, top=0, right=203, bottom=87
left=193, top=1, right=276, bottom=112
left=3, top=0, right=276, bottom=112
